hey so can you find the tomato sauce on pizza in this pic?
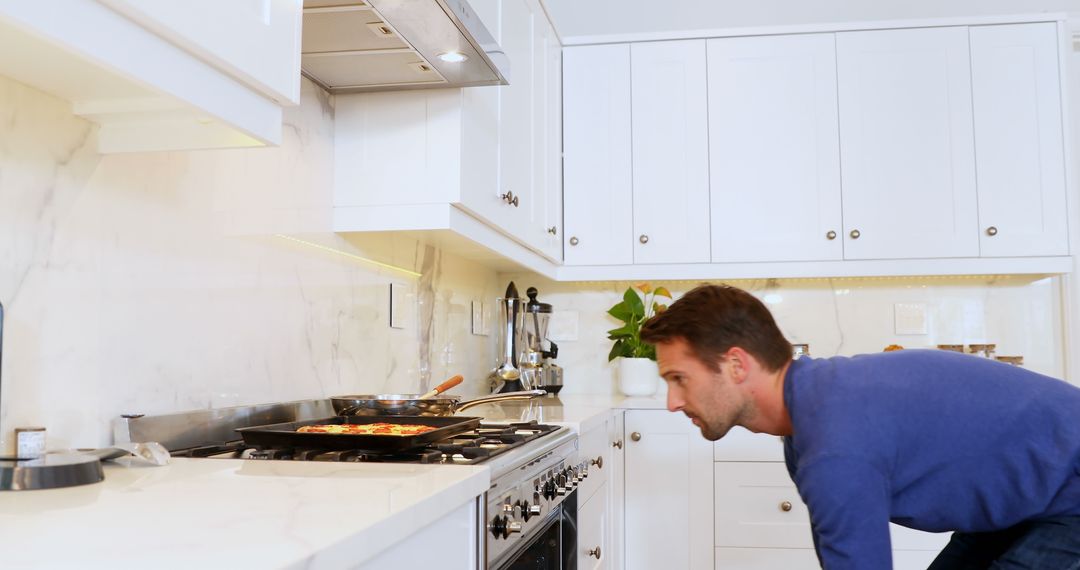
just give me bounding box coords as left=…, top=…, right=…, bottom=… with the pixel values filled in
left=296, top=422, right=437, bottom=436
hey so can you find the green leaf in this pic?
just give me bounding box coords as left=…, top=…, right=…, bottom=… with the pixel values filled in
left=607, top=302, right=632, bottom=323
left=653, top=286, right=672, bottom=299
left=608, top=340, right=634, bottom=361
left=607, top=324, right=635, bottom=338
left=623, top=287, right=645, bottom=318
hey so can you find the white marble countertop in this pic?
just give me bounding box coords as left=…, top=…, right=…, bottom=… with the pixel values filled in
left=467, top=393, right=669, bottom=434
left=0, top=458, right=488, bottom=569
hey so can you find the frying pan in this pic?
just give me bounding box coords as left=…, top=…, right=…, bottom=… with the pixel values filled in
left=331, top=389, right=546, bottom=417
left=235, top=415, right=482, bottom=452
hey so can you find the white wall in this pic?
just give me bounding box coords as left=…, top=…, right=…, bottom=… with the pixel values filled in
left=500, top=274, right=1066, bottom=396
left=545, top=0, right=1080, bottom=40
left=0, top=76, right=498, bottom=451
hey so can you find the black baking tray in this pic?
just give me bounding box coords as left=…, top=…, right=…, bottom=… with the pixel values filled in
left=235, top=415, right=482, bottom=452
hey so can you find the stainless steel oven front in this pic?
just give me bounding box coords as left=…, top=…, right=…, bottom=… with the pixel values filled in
left=485, top=433, right=587, bottom=569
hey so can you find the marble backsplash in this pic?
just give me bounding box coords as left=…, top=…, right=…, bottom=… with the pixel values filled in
left=501, top=274, right=1067, bottom=397
left=0, top=75, right=499, bottom=451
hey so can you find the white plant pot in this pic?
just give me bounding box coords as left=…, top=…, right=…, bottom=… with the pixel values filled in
left=617, top=357, right=660, bottom=397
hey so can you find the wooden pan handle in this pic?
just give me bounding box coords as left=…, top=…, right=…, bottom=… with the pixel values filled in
left=420, top=375, right=464, bottom=399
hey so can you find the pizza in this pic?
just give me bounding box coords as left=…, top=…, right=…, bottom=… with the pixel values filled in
left=296, top=422, right=437, bottom=436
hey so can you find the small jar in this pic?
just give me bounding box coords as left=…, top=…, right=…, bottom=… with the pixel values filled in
left=792, top=344, right=810, bottom=360
left=936, top=344, right=965, bottom=353
left=995, top=356, right=1024, bottom=366
left=968, top=344, right=997, bottom=359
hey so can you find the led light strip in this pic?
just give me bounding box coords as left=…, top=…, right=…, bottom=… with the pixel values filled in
left=274, top=234, right=421, bottom=278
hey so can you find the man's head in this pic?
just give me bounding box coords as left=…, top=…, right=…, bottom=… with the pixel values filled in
left=640, top=284, right=792, bottom=439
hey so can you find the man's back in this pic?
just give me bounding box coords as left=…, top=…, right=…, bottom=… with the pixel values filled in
left=782, top=350, right=1080, bottom=565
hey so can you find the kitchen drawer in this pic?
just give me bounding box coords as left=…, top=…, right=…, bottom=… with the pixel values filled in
left=715, top=463, right=813, bottom=548
left=578, top=420, right=611, bottom=503
left=715, top=547, right=819, bottom=569
left=713, top=426, right=785, bottom=462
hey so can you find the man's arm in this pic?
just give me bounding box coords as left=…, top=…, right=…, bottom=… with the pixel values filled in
left=795, top=456, right=893, bottom=569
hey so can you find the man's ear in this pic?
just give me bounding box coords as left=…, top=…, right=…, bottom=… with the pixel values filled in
left=725, top=347, right=753, bottom=384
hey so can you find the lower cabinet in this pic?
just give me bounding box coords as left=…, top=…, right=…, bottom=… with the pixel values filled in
left=624, top=409, right=714, bottom=570
left=356, top=497, right=480, bottom=569
left=578, top=483, right=609, bottom=569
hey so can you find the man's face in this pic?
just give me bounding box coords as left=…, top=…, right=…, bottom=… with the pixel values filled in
left=657, top=338, right=744, bottom=441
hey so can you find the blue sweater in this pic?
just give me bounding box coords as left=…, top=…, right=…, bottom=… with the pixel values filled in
left=782, top=350, right=1080, bottom=569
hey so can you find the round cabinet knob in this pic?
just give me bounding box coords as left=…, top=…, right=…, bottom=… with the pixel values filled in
left=630, top=431, right=642, bottom=442
left=569, top=236, right=580, bottom=246
left=591, top=456, right=603, bottom=469
left=986, top=226, right=998, bottom=237
left=849, top=229, right=861, bottom=239
left=547, top=226, right=558, bottom=235
left=500, top=191, right=519, bottom=207
left=639, top=234, right=649, bottom=244
left=780, top=501, right=793, bottom=512
left=826, top=230, right=837, bottom=240
left=588, top=546, right=602, bottom=559
left=612, top=440, right=623, bottom=449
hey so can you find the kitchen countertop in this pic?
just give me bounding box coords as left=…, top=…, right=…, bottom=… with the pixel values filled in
left=468, top=393, right=669, bottom=434
left=0, top=457, right=488, bottom=569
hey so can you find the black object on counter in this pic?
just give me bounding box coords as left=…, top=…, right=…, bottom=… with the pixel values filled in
left=235, top=415, right=482, bottom=452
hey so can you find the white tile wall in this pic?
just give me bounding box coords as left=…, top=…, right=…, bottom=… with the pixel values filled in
left=0, top=76, right=498, bottom=451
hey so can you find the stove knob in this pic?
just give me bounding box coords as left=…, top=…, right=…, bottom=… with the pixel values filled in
left=507, top=521, right=523, bottom=535
left=515, top=500, right=531, bottom=522
left=530, top=503, right=542, bottom=517
left=543, top=479, right=557, bottom=500
left=490, top=515, right=508, bottom=539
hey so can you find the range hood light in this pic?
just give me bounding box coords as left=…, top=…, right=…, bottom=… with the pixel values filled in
left=437, top=51, right=469, bottom=63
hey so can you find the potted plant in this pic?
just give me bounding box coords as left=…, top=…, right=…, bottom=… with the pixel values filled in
left=607, top=283, right=671, bottom=396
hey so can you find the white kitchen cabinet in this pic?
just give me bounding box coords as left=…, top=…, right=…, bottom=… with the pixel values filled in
left=970, top=23, right=1069, bottom=257
left=536, top=13, right=563, bottom=260
left=610, top=411, right=626, bottom=570
left=562, top=44, right=634, bottom=266
left=357, top=497, right=481, bottom=569
left=96, top=0, right=302, bottom=105
left=578, top=480, right=610, bottom=569
left=707, top=33, right=843, bottom=263
left=836, top=26, right=979, bottom=260
left=624, top=409, right=713, bottom=570
left=630, top=40, right=711, bottom=264
left=0, top=0, right=297, bottom=153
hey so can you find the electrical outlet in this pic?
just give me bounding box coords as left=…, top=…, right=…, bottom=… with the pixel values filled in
left=894, top=303, right=928, bottom=335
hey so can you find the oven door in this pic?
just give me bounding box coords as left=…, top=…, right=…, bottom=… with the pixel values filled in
left=494, top=489, right=577, bottom=570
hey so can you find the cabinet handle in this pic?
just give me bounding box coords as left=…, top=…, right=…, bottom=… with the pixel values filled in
left=500, top=191, right=519, bottom=207
left=569, top=236, right=580, bottom=246
left=612, top=440, right=623, bottom=449
left=588, top=546, right=601, bottom=559
left=639, top=234, right=649, bottom=244
left=590, top=456, right=603, bottom=469
left=547, top=226, right=558, bottom=236
left=849, top=229, right=861, bottom=239
left=826, top=230, right=837, bottom=240
left=986, top=226, right=998, bottom=237
left=780, top=501, right=793, bottom=512
left=630, top=431, right=641, bottom=442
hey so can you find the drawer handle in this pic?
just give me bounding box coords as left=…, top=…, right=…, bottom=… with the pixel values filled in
left=639, top=234, right=649, bottom=244
left=780, top=501, right=793, bottom=512
left=547, top=226, right=558, bottom=236
left=630, top=432, right=642, bottom=442
left=588, top=546, right=601, bottom=559
left=569, top=236, right=580, bottom=246
left=986, top=226, right=998, bottom=236
left=501, top=191, right=519, bottom=207
left=849, top=229, right=861, bottom=239
left=612, top=440, right=623, bottom=449
left=826, top=230, right=837, bottom=240
left=590, top=456, right=603, bottom=469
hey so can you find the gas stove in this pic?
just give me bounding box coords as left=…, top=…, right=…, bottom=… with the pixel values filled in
left=115, top=399, right=585, bottom=569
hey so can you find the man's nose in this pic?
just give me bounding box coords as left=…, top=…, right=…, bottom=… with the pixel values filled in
left=667, top=386, right=683, bottom=412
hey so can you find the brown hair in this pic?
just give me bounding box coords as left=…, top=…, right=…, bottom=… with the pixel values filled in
left=640, top=284, right=791, bottom=372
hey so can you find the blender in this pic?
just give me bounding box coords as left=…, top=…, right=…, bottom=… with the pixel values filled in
left=522, top=287, right=562, bottom=395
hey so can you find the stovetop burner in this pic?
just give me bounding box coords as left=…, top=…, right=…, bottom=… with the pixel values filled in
left=172, top=421, right=560, bottom=466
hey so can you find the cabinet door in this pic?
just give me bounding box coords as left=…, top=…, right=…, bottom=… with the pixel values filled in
left=578, top=482, right=609, bottom=570
left=631, top=40, right=711, bottom=264
left=836, top=27, right=979, bottom=260
left=493, top=0, right=536, bottom=237
left=708, top=34, right=843, bottom=263
left=97, top=0, right=302, bottom=104
left=714, top=463, right=813, bottom=549
left=971, top=23, right=1069, bottom=257
left=562, top=44, right=634, bottom=265
left=536, top=15, right=563, bottom=259
left=610, top=413, right=626, bottom=570
left=625, top=410, right=713, bottom=570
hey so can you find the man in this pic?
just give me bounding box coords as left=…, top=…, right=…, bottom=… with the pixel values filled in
left=639, top=284, right=1080, bottom=569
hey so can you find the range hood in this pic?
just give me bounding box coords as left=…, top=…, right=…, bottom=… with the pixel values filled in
left=301, top=0, right=509, bottom=93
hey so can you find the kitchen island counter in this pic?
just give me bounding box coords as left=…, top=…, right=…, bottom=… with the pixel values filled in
left=0, top=457, right=488, bottom=569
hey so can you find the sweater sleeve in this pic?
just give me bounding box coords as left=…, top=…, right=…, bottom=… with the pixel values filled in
left=795, top=456, right=893, bottom=570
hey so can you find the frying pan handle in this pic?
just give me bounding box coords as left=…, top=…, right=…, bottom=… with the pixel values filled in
left=456, top=390, right=546, bottom=412
left=420, top=375, right=464, bottom=399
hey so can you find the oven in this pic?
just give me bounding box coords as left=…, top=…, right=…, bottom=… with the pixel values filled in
left=494, top=488, right=577, bottom=570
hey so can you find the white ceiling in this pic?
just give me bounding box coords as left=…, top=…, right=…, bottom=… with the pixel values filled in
left=544, top=0, right=1080, bottom=41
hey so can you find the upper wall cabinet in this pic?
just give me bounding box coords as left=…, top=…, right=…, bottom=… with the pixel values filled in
left=836, top=26, right=980, bottom=260
left=707, top=34, right=843, bottom=263
left=0, top=0, right=301, bottom=153
left=970, top=23, right=1068, bottom=257
left=562, top=44, right=634, bottom=266
left=630, top=40, right=711, bottom=264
